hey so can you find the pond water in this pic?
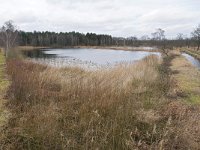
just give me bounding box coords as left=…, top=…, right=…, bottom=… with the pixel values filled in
left=182, top=53, right=200, bottom=69
left=23, top=48, right=160, bottom=69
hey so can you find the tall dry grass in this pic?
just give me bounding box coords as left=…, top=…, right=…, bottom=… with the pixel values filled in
left=1, top=54, right=200, bottom=149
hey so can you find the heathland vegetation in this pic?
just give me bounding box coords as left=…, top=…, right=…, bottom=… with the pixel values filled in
left=0, top=21, right=200, bottom=149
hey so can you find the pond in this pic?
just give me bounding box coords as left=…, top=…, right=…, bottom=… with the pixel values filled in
left=23, top=48, right=161, bottom=69
left=182, top=53, right=200, bottom=69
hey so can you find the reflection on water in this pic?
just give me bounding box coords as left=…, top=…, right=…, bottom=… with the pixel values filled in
left=182, top=53, right=200, bottom=69
left=23, top=49, right=56, bottom=58
left=23, top=48, right=161, bottom=69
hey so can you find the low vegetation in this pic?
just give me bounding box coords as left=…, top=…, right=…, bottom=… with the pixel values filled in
left=171, top=51, right=200, bottom=104
left=0, top=50, right=199, bottom=149
left=0, top=51, right=10, bottom=140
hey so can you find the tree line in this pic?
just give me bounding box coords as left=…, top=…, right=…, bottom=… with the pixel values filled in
left=17, top=29, right=200, bottom=49
left=0, top=20, right=200, bottom=57
left=18, top=31, right=113, bottom=47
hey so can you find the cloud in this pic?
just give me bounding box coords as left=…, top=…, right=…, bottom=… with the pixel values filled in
left=0, top=0, right=199, bottom=37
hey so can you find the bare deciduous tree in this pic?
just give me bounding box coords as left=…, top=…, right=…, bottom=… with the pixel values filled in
left=176, top=33, right=185, bottom=48
left=191, top=24, right=200, bottom=50
left=176, top=33, right=184, bottom=39
left=0, top=20, right=18, bottom=57
left=151, top=28, right=168, bottom=55
left=140, top=35, right=150, bottom=41
left=185, top=36, right=191, bottom=48
left=151, top=28, right=165, bottom=40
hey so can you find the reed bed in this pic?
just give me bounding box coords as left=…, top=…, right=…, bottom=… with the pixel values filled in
left=1, top=54, right=200, bottom=149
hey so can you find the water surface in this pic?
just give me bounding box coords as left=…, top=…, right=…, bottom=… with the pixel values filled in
left=182, top=53, right=200, bottom=69
left=24, top=48, right=160, bottom=69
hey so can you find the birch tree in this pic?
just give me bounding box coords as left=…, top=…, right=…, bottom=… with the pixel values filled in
left=0, top=20, right=18, bottom=57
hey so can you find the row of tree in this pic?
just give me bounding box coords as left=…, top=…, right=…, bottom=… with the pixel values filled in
left=0, top=20, right=200, bottom=57
left=18, top=26, right=200, bottom=50
left=18, top=31, right=113, bottom=47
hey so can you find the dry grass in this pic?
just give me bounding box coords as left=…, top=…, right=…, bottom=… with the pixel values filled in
left=1, top=53, right=200, bottom=149
left=0, top=51, right=10, bottom=143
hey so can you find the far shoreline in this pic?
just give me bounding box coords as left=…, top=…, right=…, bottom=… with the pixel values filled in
left=17, top=45, right=159, bottom=52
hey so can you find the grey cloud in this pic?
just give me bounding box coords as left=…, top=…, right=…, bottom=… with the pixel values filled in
left=0, top=0, right=199, bottom=37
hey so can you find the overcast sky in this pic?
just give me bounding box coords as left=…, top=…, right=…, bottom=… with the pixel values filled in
left=0, top=0, right=199, bottom=38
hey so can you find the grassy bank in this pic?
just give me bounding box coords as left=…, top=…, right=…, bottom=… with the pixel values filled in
left=1, top=49, right=200, bottom=149
left=0, top=51, right=10, bottom=135
left=171, top=51, right=200, bottom=104
left=181, top=48, right=200, bottom=60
